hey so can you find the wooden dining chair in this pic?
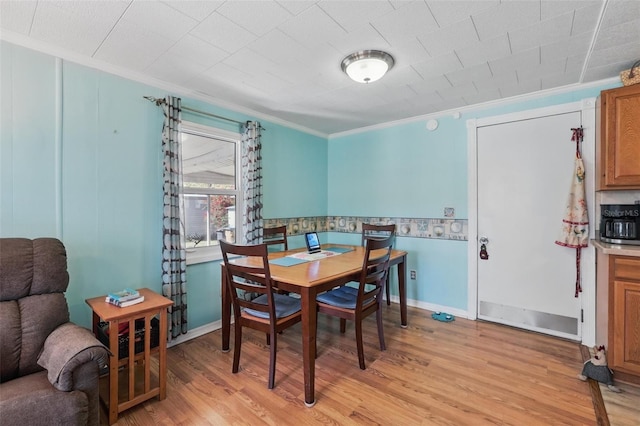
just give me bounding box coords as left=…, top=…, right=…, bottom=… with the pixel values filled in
left=362, top=223, right=396, bottom=305
left=263, top=225, right=288, bottom=251
left=220, top=240, right=302, bottom=389
left=316, top=235, right=394, bottom=370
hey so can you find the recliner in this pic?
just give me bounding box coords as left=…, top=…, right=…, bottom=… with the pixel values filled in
left=0, top=238, right=109, bottom=426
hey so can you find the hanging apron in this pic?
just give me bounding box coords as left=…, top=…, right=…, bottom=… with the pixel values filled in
left=555, top=128, right=589, bottom=297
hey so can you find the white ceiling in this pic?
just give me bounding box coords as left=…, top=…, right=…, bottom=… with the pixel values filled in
left=1, top=0, right=639, bottom=135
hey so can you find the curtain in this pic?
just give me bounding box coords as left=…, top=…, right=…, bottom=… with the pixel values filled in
left=161, top=96, right=188, bottom=339
left=241, top=121, right=263, bottom=245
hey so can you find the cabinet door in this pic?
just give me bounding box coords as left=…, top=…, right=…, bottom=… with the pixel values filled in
left=600, top=85, right=640, bottom=189
left=610, top=255, right=640, bottom=377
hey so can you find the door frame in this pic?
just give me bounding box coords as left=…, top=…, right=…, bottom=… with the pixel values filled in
left=466, top=98, right=598, bottom=346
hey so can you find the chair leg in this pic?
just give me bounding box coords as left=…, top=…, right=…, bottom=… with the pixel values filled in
left=268, top=332, right=277, bottom=389
left=376, top=308, right=386, bottom=351
left=355, top=320, right=366, bottom=370
left=232, top=324, right=242, bottom=374
left=340, top=318, right=346, bottom=333
left=385, top=276, right=391, bottom=306
left=266, top=333, right=271, bottom=346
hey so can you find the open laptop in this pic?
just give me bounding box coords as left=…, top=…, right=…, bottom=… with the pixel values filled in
left=304, top=232, right=322, bottom=254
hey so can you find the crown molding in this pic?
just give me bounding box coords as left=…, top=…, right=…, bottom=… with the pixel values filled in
left=328, top=77, right=620, bottom=139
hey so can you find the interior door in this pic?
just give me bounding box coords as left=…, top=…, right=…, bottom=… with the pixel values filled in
left=476, top=111, right=584, bottom=340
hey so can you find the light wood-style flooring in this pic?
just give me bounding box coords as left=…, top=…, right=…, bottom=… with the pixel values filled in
left=103, top=304, right=637, bottom=425
left=598, top=377, right=640, bottom=425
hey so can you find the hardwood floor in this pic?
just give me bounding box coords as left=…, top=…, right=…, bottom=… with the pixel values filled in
left=600, top=380, right=640, bottom=426
left=104, top=304, right=616, bottom=425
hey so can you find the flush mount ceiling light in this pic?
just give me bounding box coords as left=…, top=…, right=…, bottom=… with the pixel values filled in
left=341, top=50, right=394, bottom=84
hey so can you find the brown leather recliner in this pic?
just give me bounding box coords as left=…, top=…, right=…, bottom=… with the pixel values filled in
left=0, top=238, right=109, bottom=426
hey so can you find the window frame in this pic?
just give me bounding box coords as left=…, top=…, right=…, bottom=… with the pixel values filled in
left=181, top=121, right=242, bottom=265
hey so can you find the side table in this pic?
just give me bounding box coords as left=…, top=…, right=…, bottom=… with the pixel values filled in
left=86, top=288, right=173, bottom=425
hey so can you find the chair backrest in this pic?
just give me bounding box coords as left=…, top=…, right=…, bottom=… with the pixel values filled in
left=357, top=235, right=394, bottom=306
left=219, top=241, right=276, bottom=320
left=361, top=223, right=396, bottom=247
left=0, top=238, right=71, bottom=382
left=263, top=226, right=288, bottom=251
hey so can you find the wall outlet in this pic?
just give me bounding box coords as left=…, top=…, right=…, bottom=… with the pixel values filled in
left=410, top=270, right=417, bottom=280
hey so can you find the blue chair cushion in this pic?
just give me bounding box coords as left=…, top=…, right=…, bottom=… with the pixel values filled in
left=244, top=293, right=302, bottom=319
left=317, top=286, right=364, bottom=309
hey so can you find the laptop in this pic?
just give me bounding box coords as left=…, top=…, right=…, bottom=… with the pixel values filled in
left=304, top=232, right=322, bottom=254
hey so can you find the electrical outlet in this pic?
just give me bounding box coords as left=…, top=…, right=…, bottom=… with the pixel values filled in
left=410, top=270, right=417, bottom=280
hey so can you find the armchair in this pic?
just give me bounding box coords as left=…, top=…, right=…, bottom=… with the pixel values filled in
left=0, top=238, right=109, bottom=426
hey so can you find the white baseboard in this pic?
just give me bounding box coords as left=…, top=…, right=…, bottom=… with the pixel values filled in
left=388, top=295, right=471, bottom=320
left=167, top=319, right=226, bottom=348
left=166, top=301, right=470, bottom=347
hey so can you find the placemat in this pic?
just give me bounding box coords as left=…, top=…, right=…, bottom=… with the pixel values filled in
left=323, top=246, right=354, bottom=253
left=289, top=250, right=338, bottom=260
left=269, top=257, right=309, bottom=267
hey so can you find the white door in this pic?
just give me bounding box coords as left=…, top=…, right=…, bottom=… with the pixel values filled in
left=472, top=107, right=593, bottom=341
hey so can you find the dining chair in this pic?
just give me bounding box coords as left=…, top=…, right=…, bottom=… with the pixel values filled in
left=361, top=223, right=396, bottom=305
left=316, top=235, right=394, bottom=370
left=220, top=240, right=302, bottom=389
left=263, top=225, right=288, bottom=251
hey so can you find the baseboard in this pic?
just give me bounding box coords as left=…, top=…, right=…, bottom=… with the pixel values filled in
left=387, top=295, right=471, bottom=320
left=167, top=319, right=224, bottom=348
left=168, top=299, right=469, bottom=348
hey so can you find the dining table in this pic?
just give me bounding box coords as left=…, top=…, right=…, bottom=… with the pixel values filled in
left=220, top=243, right=408, bottom=407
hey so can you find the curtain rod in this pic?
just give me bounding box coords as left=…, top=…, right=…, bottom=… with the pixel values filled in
left=143, top=96, right=249, bottom=127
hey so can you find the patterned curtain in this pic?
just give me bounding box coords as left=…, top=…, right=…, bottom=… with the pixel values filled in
left=241, top=121, right=263, bottom=245
left=161, top=96, right=187, bottom=339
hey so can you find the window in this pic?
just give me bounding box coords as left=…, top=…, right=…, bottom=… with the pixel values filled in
left=181, top=121, right=242, bottom=264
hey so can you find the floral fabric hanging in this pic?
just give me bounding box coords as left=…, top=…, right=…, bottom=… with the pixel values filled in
left=555, top=127, right=588, bottom=297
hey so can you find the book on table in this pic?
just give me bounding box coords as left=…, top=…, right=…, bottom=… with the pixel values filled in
left=105, top=288, right=140, bottom=302
left=105, top=295, right=145, bottom=308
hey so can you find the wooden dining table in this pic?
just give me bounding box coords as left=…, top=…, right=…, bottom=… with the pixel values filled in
left=220, top=244, right=408, bottom=407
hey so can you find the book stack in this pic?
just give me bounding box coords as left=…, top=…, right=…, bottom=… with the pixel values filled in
left=105, top=288, right=144, bottom=307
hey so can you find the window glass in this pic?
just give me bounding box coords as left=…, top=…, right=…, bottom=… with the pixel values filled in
left=181, top=122, right=241, bottom=263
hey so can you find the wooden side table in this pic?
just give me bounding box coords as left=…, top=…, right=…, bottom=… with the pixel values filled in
left=86, top=288, right=173, bottom=425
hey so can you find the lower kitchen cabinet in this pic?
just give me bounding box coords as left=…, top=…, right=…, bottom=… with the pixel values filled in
left=609, top=255, right=640, bottom=384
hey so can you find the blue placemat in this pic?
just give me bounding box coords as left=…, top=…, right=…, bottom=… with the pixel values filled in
left=269, top=257, right=309, bottom=267
left=323, top=246, right=354, bottom=254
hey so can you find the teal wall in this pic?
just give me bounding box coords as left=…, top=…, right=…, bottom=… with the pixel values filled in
left=1, top=41, right=327, bottom=329
left=1, top=40, right=620, bottom=329
left=328, top=83, right=619, bottom=311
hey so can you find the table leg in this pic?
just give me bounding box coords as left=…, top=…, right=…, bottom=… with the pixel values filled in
left=108, top=320, right=119, bottom=425
left=158, top=311, right=168, bottom=400
left=300, top=287, right=317, bottom=407
left=398, top=255, right=407, bottom=328
left=221, top=264, right=230, bottom=352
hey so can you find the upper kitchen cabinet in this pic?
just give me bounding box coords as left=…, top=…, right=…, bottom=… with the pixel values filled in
left=596, top=84, right=640, bottom=190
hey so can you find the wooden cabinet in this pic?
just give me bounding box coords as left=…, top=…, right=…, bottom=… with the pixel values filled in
left=596, top=84, right=640, bottom=190
left=608, top=255, right=640, bottom=384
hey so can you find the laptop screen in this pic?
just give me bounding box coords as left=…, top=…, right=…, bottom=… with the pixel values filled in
left=304, top=232, right=321, bottom=253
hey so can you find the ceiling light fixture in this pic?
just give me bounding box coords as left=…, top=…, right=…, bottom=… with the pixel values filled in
left=341, top=50, right=394, bottom=84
